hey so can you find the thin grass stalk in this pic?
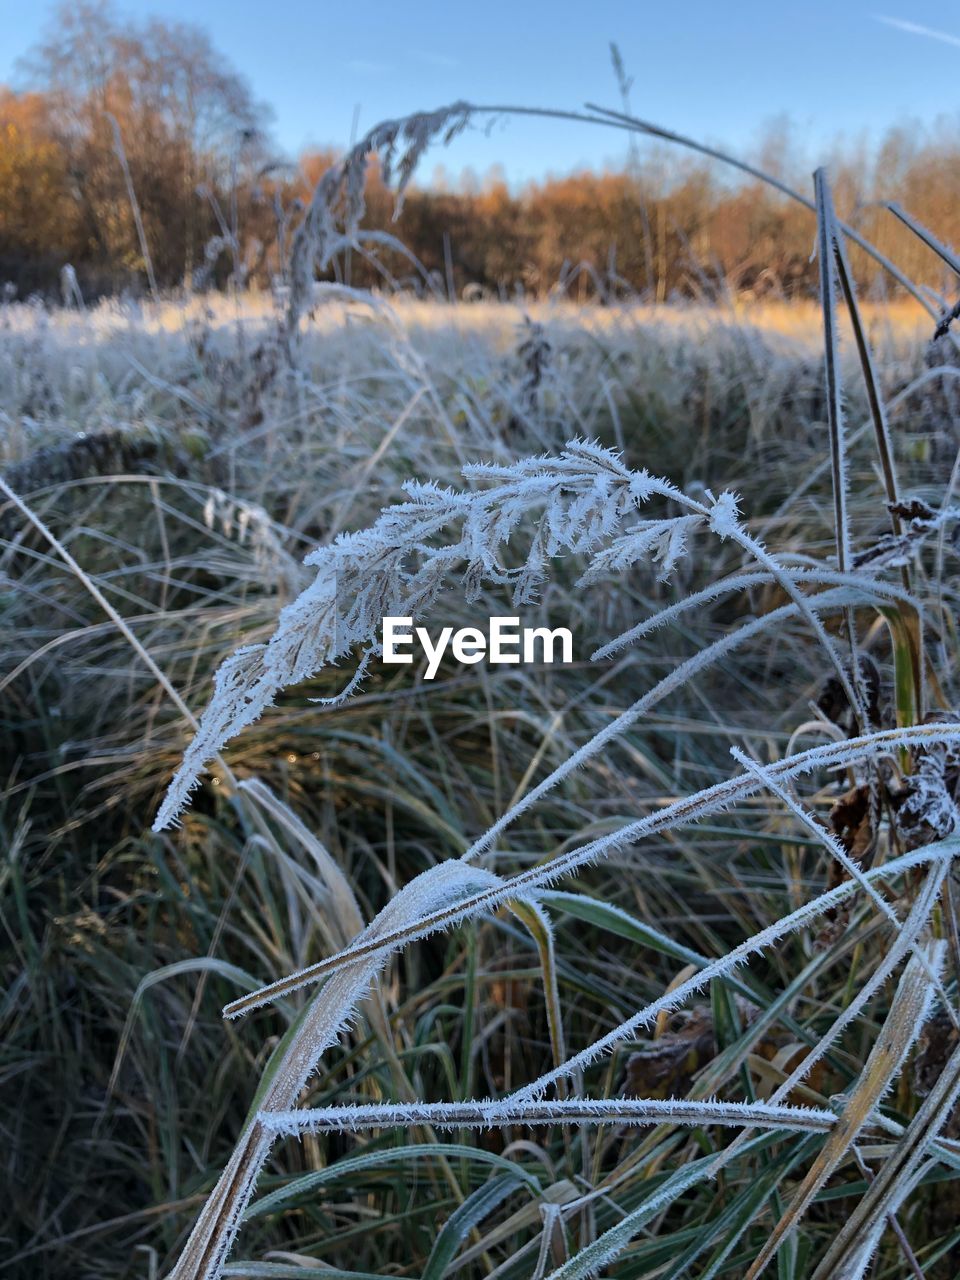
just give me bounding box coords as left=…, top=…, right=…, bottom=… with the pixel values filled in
left=224, top=726, right=960, bottom=1019
left=107, top=113, right=161, bottom=306
left=263, top=1097, right=840, bottom=1137
left=712, top=859, right=950, bottom=1178
left=827, top=194, right=929, bottom=727
left=0, top=477, right=201, bottom=736
left=814, top=168, right=867, bottom=730
left=507, top=843, right=957, bottom=1106
left=886, top=202, right=960, bottom=275
left=746, top=942, right=943, bottom=1278
left=850, top=1149, right=925, bottom=1280
left=730, top=746, right=955, bottom=1020
left=811, top=1039, right=960, bottom=1278
left=832, top=216, right=904, bottom=536
left=815, top=169, right=853, bottom=578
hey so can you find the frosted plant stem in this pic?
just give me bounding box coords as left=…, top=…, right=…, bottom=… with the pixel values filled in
left=505, top=841, right=959, bottom=1104
left=730, top=747, right=957, bottom=1025
left=593, top=567, right=918, bottom=661
left=107, top=113, right=161, bottom=306
left=815, top=168, right=867, bottom=717
left=711, top=858, right=950, bottom=1177
left=225, top=725, right=960, bottom=1019
left=742, top=943, right=944, bottom=1279
left=717, top=512, right=865, bottom=725
left=461, top=585, right=876, bottom=870
left=262, top=1096, right=839, bottom=1138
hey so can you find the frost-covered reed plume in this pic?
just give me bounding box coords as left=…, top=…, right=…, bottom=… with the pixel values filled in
left=146, top=105, right=960, bottom=1280
left=154, top=441, right=749, bottom=830
left=284, top=103, right=471, bottom=335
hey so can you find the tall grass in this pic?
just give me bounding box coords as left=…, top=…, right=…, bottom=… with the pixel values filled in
left=4, top=102, right=960, bottom=1279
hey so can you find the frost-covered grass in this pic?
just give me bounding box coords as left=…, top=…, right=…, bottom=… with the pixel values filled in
left=4, top=204, right=960, bottom=1279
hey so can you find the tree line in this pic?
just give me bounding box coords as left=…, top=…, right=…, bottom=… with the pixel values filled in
left=3, top=2, right=960, bottom=304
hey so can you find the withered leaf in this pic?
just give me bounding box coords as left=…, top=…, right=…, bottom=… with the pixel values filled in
left=623, top=1006, right=714, bottom=1100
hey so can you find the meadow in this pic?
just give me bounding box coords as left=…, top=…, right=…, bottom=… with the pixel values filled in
left=4, top=133, right=960, bottom=1280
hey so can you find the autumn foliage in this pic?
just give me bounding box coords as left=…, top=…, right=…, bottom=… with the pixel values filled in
left=4, top=4, right=960, bottom=303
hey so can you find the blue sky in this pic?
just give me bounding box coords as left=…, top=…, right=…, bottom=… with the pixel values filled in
left=1, top=1, right=959, bottom=184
